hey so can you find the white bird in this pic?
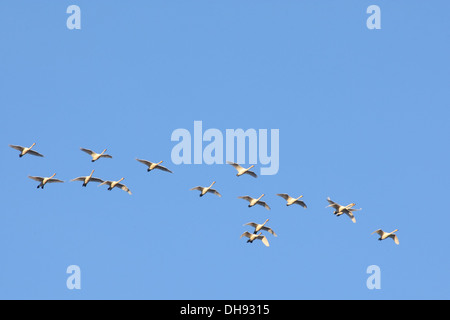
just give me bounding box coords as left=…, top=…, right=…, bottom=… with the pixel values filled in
left=99, top=178, right=132, bottom=195
left=372, top=229, right=400, bottom=245
left=80, top=148, right=112, bottom=162
left=238, top=194, right=270, bottom=210
left=28, top=174, right=64, bottom=189
left=9, top=143, right=44, bottom=158
left=227, top=161, right=258, bottom=178
left=326, top=197, right=361, bottom=223
left=243, top=219, right=277, bottom=236
left=136, top=159, right=173, bottom=173
left=240, top=231, right=270, bottom=247
left=277, top=194, right=307, bottom=209
left=71, top=170, right=104, bottom=187
left=190, top=181, right=222, bottom=197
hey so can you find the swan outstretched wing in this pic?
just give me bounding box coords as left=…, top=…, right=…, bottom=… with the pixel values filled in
left=71, top=177, right=87, bottom=182
left=27, top=150, right=44, bottom=157
left=116, top=183, right=132, bottom=195
left=326, top=198, right=340, bottom=209
left=227, top=161, right=244, bottom=171
left=99, top=154, right=112, bottom=159
left=243, top=222, right=258, bottom=228
left=244, top=170, right=258, bottom=178
left=256, top=235, right=270, bottom=247
left=240, top=231, right=252, bottom=239
left=208, top=188, right=222, bottom=197
left=190, top=186, right=204, bottom=192
left=389, top=234, right=400, bottom=245
left=136, top=159, right=152, bottom=167
left=155, top=165, right=173, bottom=173
left=257, top=201, right=271, bottom=210
left=238, top=196, right=253, bottom=203
left=28, top=176, right=44, bottom=182
left=277, top=194, right=290, bottom=201
left=295, top=200, right=307, bottom=209
left=372, top=229, right=384, bottom=236
left=80, top=148, right=95, bottom=156
left=47, top=179, right=64, bottom=184
left=261, top=226, right=277, bottom=237
left=345, top=211, right=356, bottom=223
left=89, top=177, right=104, bottom=183
left=9, top=145, right=24, bottom=152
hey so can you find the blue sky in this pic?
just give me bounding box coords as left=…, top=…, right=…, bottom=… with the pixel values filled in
left=0, top=1, right=449, bottom=299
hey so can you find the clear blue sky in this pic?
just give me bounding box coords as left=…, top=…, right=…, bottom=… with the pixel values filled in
left=1, top=1, right=449, bottom=300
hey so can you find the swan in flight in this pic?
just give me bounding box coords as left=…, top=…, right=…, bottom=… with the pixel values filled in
left=80, top=148, right=113, bottom=162
left=326, top=198, right=361, bottom=223
left=28, top=174, right=64, bottom=189
left=243, top=219, right=277, bottom=236
left=276, top=194, right=307, bottom=208
left=238, top=194, right=270, bottom=210
left=71, top=170, right=104, bottom=187
left=372, top=229, right=399, bottom=245
left=240, top=232, right=270, bottom=247
left=9, top=143, right=44, bottom=158
left=227, top=162, right=257, bottom=178
left=99, top=178, right=132, bottom=195
left=136, top=159, right=173, bottom=173
left=190, top=181, right=222, bottom=197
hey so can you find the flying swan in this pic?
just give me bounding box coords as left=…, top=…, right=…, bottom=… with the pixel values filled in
left=372, top=229, right=399, bottom=245
left=276, top=194, right=307, bottom=209
left=240, top=232, right=270, bottom=247
left=326, top=197, right=361, bottom=223
left=243, top=219, right=277, bottom=236
left=9, top=143, right=44, bottom=158
left=71, top=170, right=104, bottom=187
left=238, top=194, right=271, bottom=210
left=99, top=178, right=132, bottom=195
left=80, top=148, right=113, bottom=162
left=28, top=174, right=64, bottom=189
left=136, top=159, right=173, bottom=173
left=227, top=162, right=258, bottom=178
left=190, top=181, right=222, bottom=197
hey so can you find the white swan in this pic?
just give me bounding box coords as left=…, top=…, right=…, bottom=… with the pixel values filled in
left=240, top=232, right=270, bottom=247
left=136, top=159, right=173, bottom=173
left=372, top=229, right=399, bottom=245
left=80, top=148, right=112, bottom=162
left=9, top=143, right=44, bottom=158
left=238, top=194, right=270, bottom=210
left=28, top=174, right=64, bottom=189
left=277, top=194, right=307, bottom=208
left=71, top=170, right=104, bottom=187
left=99, top=178, right=132, bottom=195
left=190, top=181, right=222, bottom=197
left=326, top=198, right=361, bottom=223
left=243, top=219, right=277, bottom=236
left=227, top=161, right=257, bottom=178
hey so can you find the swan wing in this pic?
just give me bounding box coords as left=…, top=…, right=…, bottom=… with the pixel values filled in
left=208, top=188, right=222, bottom=197
left=389, top=234, right=400, bottom=245
left=262, top=226, right=277, bottom=237
left=47, top=179, right=64, bottom=184
left=257, top=201, right=271, bottom=210
left=243, top=222, right=258, bottom=228
left=136, top=159, right=152, bottom=167
left=89, top=177, right=105, bottom=184
left=295, top=200, right=307, bottom=209
left=227, top=161, right=244, bottom=171
left=9, top=145, right=25, bottom=152
left=80, top=148, right=95, bottom=156
left=371, top=229, right=384, bottom=236
left=190, top=186, right=204, bottom=192
left=100, top=154, right=112, bottom=159
left=345, top=211, right=356, bottom=223
left=257, top=235, right=270, bottom=247
left=245, top=170, right=258, bottom=178
left=116, top=183, right=132, bottom=195
left=71, top=177, right=87, bottom=182
left=28, top=176, right=44, bottom=182
left=238, top=196, right=253, bottom=203
left=155, top=165, right=173, bottom=173
left=276, top=193, right=290, bottom=201
left=27, top=150, right=44, bottom=157
left=326, top=198, right=340, bottom=209
left=240, top=231, right=252, bottom=239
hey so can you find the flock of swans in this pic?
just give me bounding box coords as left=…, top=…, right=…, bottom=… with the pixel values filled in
left=9, top=142, right=400, bottom=247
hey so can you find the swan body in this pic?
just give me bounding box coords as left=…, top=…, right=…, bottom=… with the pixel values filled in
left=99, top=178, right=132, bottom=195
left=9, top=143, right=44, bottom=158
left=372, top=229, right=399, bottom=245
left=326, top=197, right=361, bottom=223
left=227, top=162, right=258, bottom=178
left=71, top=170, right=104, bottom=187
left=243, top=219, right=277, bottom=236
left=277, top=193, right=307, bottom=208
left=238, top=194, right=270, bottom=210
left=28, top=173, right=64, bottom=189
left=191, top=181, right=222, bottom=197
left=240, top=232, right=270, bottom=247
left=80, top=148, right=112, bottom=162
left=136, top=159, right=173, bottom=173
